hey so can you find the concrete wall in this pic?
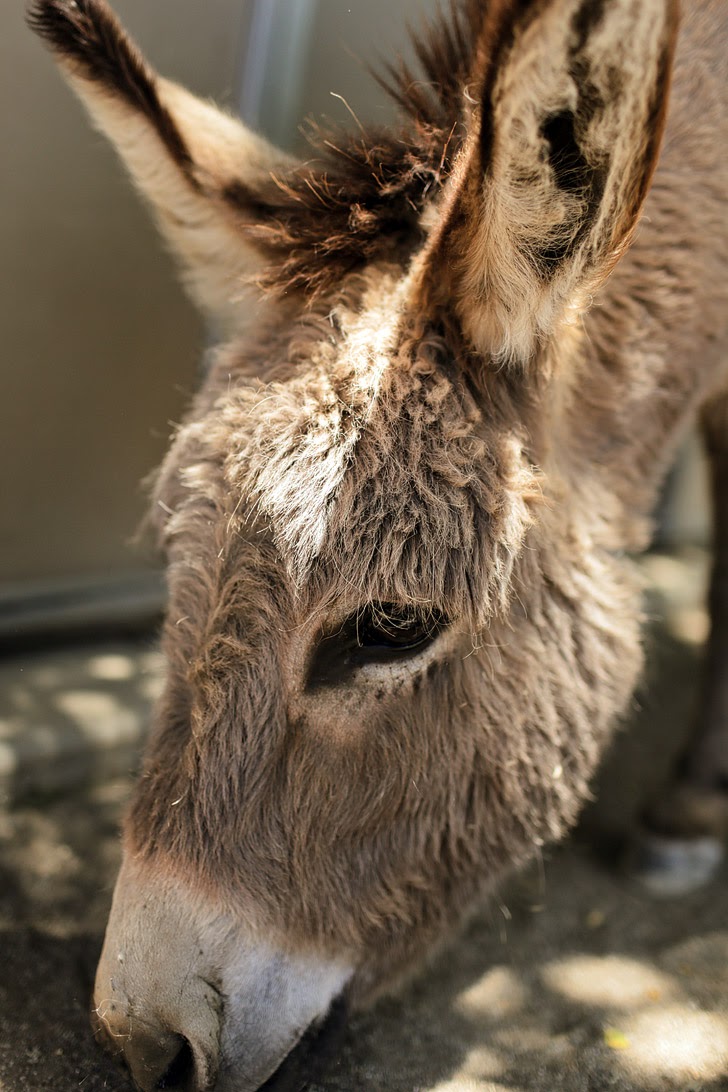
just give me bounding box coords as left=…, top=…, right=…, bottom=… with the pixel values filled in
left=296, top=0, right=437, bottom=143
left=1, top=0, right=249, bottom=591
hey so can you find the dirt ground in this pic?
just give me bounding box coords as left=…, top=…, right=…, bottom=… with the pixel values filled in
left=1, top=556, right=727, bottom=1092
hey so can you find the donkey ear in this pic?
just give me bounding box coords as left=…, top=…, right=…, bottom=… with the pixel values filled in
left=422, top=0, right=679, bottom=363
left=29, top=0, right=294, bottom=336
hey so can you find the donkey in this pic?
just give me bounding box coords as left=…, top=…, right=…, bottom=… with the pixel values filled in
left=30, top=0, right=727, bottom=1089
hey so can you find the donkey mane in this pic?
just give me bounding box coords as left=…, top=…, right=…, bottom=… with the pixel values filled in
left=30, top=0, right=488, bottom=300
left=237, top=0, right=486, bottom=299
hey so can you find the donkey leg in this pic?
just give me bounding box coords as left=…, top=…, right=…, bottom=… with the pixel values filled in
left=636, top=396, right=728, bottom=895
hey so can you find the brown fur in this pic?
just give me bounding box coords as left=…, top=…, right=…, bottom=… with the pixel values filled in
left=28, top=0, right=196, bottom=176
left=30, top=0, right=728, bottom=1082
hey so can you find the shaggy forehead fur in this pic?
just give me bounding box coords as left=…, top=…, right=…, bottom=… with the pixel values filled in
left=158, top=270, right=542, bottom=626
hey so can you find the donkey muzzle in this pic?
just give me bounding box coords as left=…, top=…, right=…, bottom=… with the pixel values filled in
left=93, top=855, right=353, bottom=1092
left=92, top=1003, right=218, bottom=1092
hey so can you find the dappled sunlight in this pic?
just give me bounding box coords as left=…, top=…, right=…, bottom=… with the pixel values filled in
left=0, top=642, right=163, bottom=805
left=2, top=781, right=728, bottom=1090
left=317, top=841, right=728, bottom=1090
left=1, top=555, right=726, bottom=1090
left=430, top=1080, right=516, bottom=1092
left=640, top=550, right=710, bottom=647
left=87, top=653, right=140, bottom=682
left=456, top=965, right=527, bottom=1020
left=450, top=940, right=728, bottom=1088
left=14, top=813, right=698, bottom=1092
left=457, top=1045, right=506, bottom=1081
left=56, top=688, right=142, bottom=745
left=542, top=954, right=675, bottom=1008
left=490, top=1024, right=558, bottom=1054
left=0, top=777, right=128, bottom=938
left=618, top=1004, right=728, bottom=1082
left=537, top=943, right=728, bottom=1085
left=0, top=746, right=15, bottom=782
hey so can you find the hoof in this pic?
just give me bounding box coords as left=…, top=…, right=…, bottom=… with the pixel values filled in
left=630, top=831, right=724, bottom=897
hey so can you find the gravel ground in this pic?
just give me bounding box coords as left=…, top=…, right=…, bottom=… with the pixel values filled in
left=1, top=551, right=726, bottom=1092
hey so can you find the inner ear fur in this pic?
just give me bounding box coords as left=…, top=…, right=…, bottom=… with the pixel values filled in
left=420, top=0, right=680, bottom=364
left=29, top=0, right=294, bottom=337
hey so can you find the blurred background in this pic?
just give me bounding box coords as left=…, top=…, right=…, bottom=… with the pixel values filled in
left=0, top=0, right=709, bottom=645
left=1, top=11, right=724, bottom=1091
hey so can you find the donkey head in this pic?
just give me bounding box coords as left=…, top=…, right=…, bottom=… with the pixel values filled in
left=31, top=1, right=678, bottom=1089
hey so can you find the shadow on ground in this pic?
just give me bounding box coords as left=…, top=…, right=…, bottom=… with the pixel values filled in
left=0, top=780, right=130, bottom=1091
left=316, top=849, right=728, bottom=1092
left=1, top=780, right=726, bottom=1092
left=1, top=555, right=727, bottom=1091
left=0, top=639, right=163, bottom=805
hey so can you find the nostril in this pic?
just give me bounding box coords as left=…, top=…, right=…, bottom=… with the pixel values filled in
left=155, top=1036, right=196, bottom=1091
left=110, top=1021, right=210, bottom=1092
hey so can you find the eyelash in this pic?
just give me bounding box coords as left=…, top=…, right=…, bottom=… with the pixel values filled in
left=306, top=604, right=448, bottom=688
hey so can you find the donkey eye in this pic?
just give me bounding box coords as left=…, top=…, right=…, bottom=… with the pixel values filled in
left=354, top=604, right=445, bottom=652
left=307, top=604, right=448, bottom=688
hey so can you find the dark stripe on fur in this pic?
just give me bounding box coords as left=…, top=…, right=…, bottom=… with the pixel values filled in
left=537, top=107, right=608, bottom=273
left=571, top=0, right=607, bottom=53
left=28, top=0, right=196, bottom=182
left=477, top=0, right=545, bottom=173
left=626, top=16, right=679, bottom=230
left=542, top=110, right=591, bottom=197
left=229, top=139, right=432, bottom=298
left=226, top=2, right=491, bottom=299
